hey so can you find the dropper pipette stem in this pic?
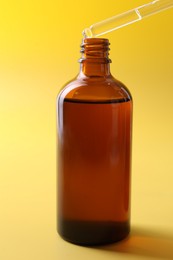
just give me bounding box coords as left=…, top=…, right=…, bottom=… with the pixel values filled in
left=83, top=0, right=173, bottom=38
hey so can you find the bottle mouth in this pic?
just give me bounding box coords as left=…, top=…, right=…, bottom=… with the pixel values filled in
left=79, top=38, right=111, bottom=64
left=81, top=38, right=110, bottom=48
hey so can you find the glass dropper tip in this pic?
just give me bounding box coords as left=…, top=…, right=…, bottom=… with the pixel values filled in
left=82, top=28, right=93, bottom=38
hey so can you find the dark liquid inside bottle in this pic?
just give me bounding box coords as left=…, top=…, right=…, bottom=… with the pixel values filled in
left=58, top=98, right=132, bottom=245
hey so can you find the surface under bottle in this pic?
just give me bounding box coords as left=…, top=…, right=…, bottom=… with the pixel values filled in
left=57, top=38, right=132, bottom=245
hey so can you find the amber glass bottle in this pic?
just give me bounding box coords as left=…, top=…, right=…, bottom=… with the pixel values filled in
left=57, top=38, right=132, bottom=246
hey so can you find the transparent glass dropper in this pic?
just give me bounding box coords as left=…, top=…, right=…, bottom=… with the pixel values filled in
left=83, top=0, right=173, bottom=38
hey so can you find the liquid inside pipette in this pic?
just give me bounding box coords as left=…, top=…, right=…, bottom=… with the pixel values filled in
left=83, top=0, right=173, bottom=38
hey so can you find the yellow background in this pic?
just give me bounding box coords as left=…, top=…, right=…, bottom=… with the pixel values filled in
left=0, top=0, right=173, bottom=259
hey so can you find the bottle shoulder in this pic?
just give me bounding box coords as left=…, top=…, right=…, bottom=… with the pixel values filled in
left=58, top=75, right=132, bottom=103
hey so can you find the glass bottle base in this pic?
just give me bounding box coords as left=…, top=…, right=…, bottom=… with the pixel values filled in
left=58, top=219, right=130, bottom=246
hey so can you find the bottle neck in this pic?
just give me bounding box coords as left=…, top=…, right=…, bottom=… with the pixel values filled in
left=79, top=38, right=111, bottom=77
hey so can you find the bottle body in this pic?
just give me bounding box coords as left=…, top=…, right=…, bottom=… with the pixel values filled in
left=57, top=38, right=132, bottom=245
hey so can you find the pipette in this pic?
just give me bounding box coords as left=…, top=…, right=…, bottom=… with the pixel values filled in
left=83, top=0, right=173, bottom=38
